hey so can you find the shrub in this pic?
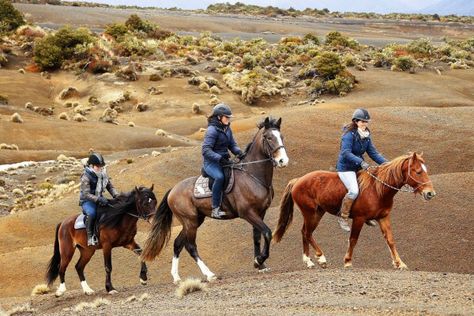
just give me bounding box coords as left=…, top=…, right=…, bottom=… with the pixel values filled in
left=325, top=31, right=358, bottom=48
left=11, top=112, right=23, bottom=123
left=125, top=14, right=154, bottom=33
left=303, top=33, right=320, bottom=45
left=0, top=0, right=25, bottom=34
left=0, top=94, right=8, bottom=105
left=242, top=53, right=257, bottom=70
left=315, top=51, right=344, bottom=79
left=34, top=26, right=96, bottom=70
left=373, top=52, right=393, bottom=67
left=392, top=56, right=417, bottom=72
left=104, top=23, right=128, bottom=39
left=407, top=38, right=434, bottom=57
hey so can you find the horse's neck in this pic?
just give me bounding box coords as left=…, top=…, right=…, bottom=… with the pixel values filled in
left=372, top=162, right=406, bottom=198
left=242, top=131, right=274, bottom=188
left=120, top=203, right=139, bottom=230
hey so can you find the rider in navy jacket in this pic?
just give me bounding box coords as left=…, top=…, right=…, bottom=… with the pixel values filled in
left=202, top=103, right=243, bottom=219
left=336, top=109, right=387, bottom=232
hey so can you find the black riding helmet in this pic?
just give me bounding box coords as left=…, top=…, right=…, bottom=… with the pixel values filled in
left=87, top=153, right=105, bottom=166
left=352, top=108, right=371, bottom=121
left=211, top=103, right=233, bottom=118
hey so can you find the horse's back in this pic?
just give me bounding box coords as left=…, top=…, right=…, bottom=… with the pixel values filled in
left=293, top=170, right=346, bottom=211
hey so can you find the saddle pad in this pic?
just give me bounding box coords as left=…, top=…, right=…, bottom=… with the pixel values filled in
left=74, top=214, right=86, bottom=230
left=193, top=169, right=234, bottom=199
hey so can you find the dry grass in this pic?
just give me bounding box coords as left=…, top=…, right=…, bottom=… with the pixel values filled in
left=73, top=298, right=110, bottom=312
left=5, top=303, right=36, bottom=315
left=175, top=278, right=208, bottom=299
left=10, top=113, right=23, bottom=123
left=31, top=283, right=50, bottom=296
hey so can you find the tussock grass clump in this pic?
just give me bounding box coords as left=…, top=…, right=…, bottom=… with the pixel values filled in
left=59, top=112, right=70, bottom=120
left=100, top=108, right=119, bottom=124
left=0, top=94, right=8, bottom=105
left=0, top=0, right=25, bottom=34
left=392, top=56, right=417, bottom=72
left=10, top=113, right=23, bottom=123
left=135, top=103, right=149, bottom=112
left=5, top=303, right=36, bottom=315
left=31, top=283, right=50, bottom=296
left=192, top=103, right=200, bottom=114
left=175, top=278, right=208, bottom=299
left=0, top=143, right=19, bottom=150
left=73, top=113, right=87, bottom=122
left=73, top=298, right=110, bottom=312
left=325, top=31, right=359, bottom=49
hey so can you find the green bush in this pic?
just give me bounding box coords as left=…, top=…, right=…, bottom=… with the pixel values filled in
left=242, top=52, right=257, bottom=70
left=34, top=27, right=96, bottom=70
left=0, top=0, right=25, bottom=34
left=105, top=23, right=128, bottom=39
left=125, top=14, right=154, bottom=33
left=315, top=51, right=344, bottom=79
left=325, top=31, right=358, bottom=48
left=393, top=56, right=416, bottom=72
left=325, top=74, right=354, bottom=94
left=407, top=38, right=434, bottom=57
left=303, top=33, right=320, bottom=45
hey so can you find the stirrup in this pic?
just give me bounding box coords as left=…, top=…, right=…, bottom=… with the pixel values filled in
left=337, top=217, right=351, bottom=233
left=211, top=207, right=227, bottom=219
left=87, top=235, right=98, bottom=246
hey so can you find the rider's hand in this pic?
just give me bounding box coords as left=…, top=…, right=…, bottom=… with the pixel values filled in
left=236, top=152, right=245, bottom=161
left=97, top=196, right=108, bottom=206
left=219, top=156, right=231, bottom=166
left=360, top=161, right=370, bottom=170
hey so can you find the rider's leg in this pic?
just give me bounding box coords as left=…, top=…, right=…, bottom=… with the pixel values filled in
left=82, top=201, right=98, bottom=246
left=337, top=171, right=359, bottom=232
left=204, top=162, right=227, bottom=218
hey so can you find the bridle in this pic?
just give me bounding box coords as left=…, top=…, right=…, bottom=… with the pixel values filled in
left=365, top=157, right=432, bottom=193
left=127, top=194, right=157, bottom=223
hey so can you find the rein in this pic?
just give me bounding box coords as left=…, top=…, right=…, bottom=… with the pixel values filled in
left=365, top=158, right=432, bottom=193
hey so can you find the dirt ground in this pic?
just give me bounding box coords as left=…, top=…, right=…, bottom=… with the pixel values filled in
left=0, top=5, right=473, bottom=316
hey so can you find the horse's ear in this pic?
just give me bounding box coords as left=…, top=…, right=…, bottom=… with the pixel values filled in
left=411, top=152, right=417, bottom=161
left=264, top=117, right=270, bottom=128
left=150, top=184, right=154, bottom=191
left=276, top=117, right=282, bottom=129
left=135, top=186, right=139, bottom=193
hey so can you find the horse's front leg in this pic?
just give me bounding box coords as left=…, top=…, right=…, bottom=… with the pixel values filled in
left=102, top=244, right=117, bottom=294
left=378, top=215, right=407, bottom=270
left=343, top=216, right=365, bottom=268
left=124, top=240, right=148, bottom=285
left=244, top=211, right=272, bottom=270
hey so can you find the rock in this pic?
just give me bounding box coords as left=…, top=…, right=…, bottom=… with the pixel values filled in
left=11, top=113, right=23, bottom=123
left=128, top=121, right=135, bottom=127
left=116, top=64, right=138, bottom=81
left=59, top=87, right=79, bottom=100
left=100, top=108, right=119, bottom=124
left=25, top=102, right=34, bottom=110
left=151, top=151, right=161, bottom=157
left=148, top=87, right=163, bottom=95
left=18, top=68, right=25, bottom=74
left=155, top=129, right=167, bottom=136
left=149, top=73, right=163, bottom=81
left=135, top=103, right=149, bottom=112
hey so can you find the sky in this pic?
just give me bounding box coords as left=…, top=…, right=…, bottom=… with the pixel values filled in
left=62, top=1, right=443, bottom=13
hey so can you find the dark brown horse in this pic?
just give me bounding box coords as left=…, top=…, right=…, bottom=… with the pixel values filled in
left=273, top=153, right=436, bottom=270
left=46, top=186, right=157, bottom=297
left=142, top=117, right=289, bottom=283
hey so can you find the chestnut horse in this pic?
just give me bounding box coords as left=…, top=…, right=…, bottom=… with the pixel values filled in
left=46, top=186, right=157, bottom=297
left=273, top=153, right=436, bottom=270
left=142, top=117, right=289, bottom=283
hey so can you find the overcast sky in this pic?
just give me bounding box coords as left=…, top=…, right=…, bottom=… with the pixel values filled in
left=63, top=1, right=443, bottom=13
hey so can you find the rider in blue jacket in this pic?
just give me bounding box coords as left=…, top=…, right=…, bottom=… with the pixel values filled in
left=79, top=153, right=119, bottom=246
left=336, top=108, right=387, bottom=232
left=202, top=104, right=244, bottom=219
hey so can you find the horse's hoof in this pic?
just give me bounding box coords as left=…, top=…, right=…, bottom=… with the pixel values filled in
left=318, top=262, right=327, bottom=269
left=108, top=290, right=118, bottom=295
left=344, top=262, right=353, bottom=269
left=258, top=267, right=271, bottom=273
left=84, top=289, right=95, bottom=296
left=397, top=262, right=409, bottom=270
left=55, top=291, right=65, bottom=298
left=316, top=255, right=328, bottom=269
left=207, top=274, right=218, bottom=282
left=140, top=278, right=147, bottom=285
left=305, top=261, right=315, bottom=269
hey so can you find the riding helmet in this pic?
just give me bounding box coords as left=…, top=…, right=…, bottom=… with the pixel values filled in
left=212, top=103, right=233, bottom=118
left=352, top=108, right=371, bottom=121
left=87, top=153, right=106, bottom=166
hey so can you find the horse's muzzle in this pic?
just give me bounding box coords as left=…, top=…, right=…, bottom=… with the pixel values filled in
left=422, top=190, right=436, bottom=201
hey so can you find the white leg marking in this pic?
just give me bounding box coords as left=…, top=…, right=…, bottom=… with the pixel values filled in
left=316, top=254, right=327, bottom=266
left=140, top=278, right=147, bottom=285
left=302, top=254, right=315, bottom=268
left=197, top=259, right=216, bottom=282
left=55, top=283, right=66, bottom=297
left=171, top=256, right=181, bottom=284
left=81, top=280, right=94, bottom=295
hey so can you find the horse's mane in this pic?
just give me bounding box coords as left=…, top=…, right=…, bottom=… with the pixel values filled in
left=358, top=154, right=410, bottom=197
left=97, top=191, right=136, bottom=229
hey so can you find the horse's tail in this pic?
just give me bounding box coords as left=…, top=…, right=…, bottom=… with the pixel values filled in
left=46, top=223, right=61, bottom=287
left=273, top=178, right=298, bottom=243
left=142, top=189, right=173, bottom=261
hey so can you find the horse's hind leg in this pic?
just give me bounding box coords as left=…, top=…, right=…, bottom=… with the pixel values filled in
left=124, top=240, right=148, bottom=285
left=301, top=206, right=327, bottom=268
left=344, top=216, right=365, bottom=268
left=184, top=215, right=217, bottom=282
left=102, top=244, right=118, bottom=294
left=171, top=230, right=186, bottom=284
left=55, top=238, right=75, bottom=297
left=252, top=226, right=269, bottom=272
left=75, top=246, right=96, bottom=295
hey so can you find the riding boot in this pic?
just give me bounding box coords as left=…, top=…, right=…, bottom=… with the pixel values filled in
left=211, top=206, right=228, bottom=219
left=337, top=194, right=354, bottom=233
left=85, top=216, right=98, bottom=246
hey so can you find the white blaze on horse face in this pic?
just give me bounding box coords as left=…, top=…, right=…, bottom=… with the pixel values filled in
left=272, top=130, right=289, bottom=167
left=421, top=163, right=427, bottom=173
left=171, top=256, right=181, bottom=284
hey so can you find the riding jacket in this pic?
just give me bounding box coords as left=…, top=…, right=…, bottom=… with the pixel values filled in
left=336, top=129, right=387, bottom=172
left=79, top=167, right=118, bottom=205
left=202, top=117, right=242, bottom=165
